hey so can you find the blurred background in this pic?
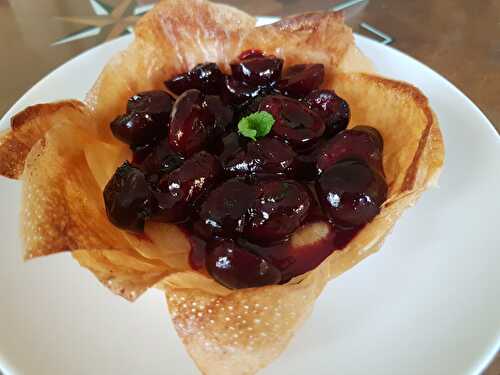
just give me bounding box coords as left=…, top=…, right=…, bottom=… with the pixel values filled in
left=0, top=0, right=498, bottom=373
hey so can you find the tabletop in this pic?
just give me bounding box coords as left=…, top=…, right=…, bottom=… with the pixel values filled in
left=0, top=1, right=498, bottom=374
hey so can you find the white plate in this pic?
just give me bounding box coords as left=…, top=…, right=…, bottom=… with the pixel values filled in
left=1, top=16, right=499, bottom=375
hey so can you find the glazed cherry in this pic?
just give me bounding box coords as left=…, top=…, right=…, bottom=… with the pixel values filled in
left=213, top=132, right=248, bottom=165
left=316, top=160, right=388, bottom=227
left=134, top=139, right=183, bottom=176
left=244, top=179, right=311, bottom=244
left=131, top=143, right=155, bottom=165
left=225, top=138, right=296, bottom=177
left=103, top=162, right=154, bottom=232
left=153, top=151, right=222, bottom=222
left=206, top=240, right=281, bottom=289
left=230, top=55, right=283, bottom=87
left=233, top=95, right=267, bottom=121
left=304, top=89, right=350, bottom=136
left=165, top=63, right=225, bottom=95
left=353, top=125, right=383, bottom=151
left=294, top=139, right=327, bottom=181
left=317, top=126, right=384, bottom=173
left=164, top=72, right=192, bottom=96
left=259, top=95, right=325, bottom=149
left=110, top=112, right=166, bottom=146
left=224, top=76, right=265, bottom=105
left=168, top=89, right=216, bottom=157
left=204, top=94, right=234, bottom=137
left=277, top=64, right=325, bottom=98
left=127, top=90, right=173, bottom=122
left=198, top=178, right=257, bottom=238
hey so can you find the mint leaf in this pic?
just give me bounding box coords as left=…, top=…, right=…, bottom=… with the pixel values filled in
left=238, top=111, right=275, bottom=141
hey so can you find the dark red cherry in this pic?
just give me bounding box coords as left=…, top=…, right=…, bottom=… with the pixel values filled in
left=168, top=89, right=215, bottom=157
left=165, top=63, right=225, bottom=95
left=244, top=179, right=311, bottom=244
left=103, top=162, right=154, bottom=232
left=127, top=90, right=173, bottom=121
left=198, top=178, right=257, bottom=238
left=213, top=132, right=248, bottom=165
left=304, top=89, right=350, bottom=136
left=225, top=138, right=296, bottom=177
left=131, top=143, right=155, bottom=165
left=224, top=76, right=264, bottom=105
left=233, top=95, right=266, bottom=120
left=353, top=125, right=383, bottom=151
left=238, top=49, right=264, bottom=60
left=206, top=240, right=281, bottom=289
left=230, top=56, right=283, bottom=87
left=190, top=63, right=225, bottom=94
left=164, top=72, right=193, bottom=96
left=204, top=94, right=234, bottom=137
left=136, top=139, right=184, bottom=176
left=153, top=151, right=222, bottom=222
left=110, top=112, right=167, bottom=146
left=317, top=126, right=384, bottom=173
left=259, top=95, right=325, bottom=149
left=278, top=64, right=324, bottom=98
left=316, top=160, right=388, bottom=227
left=294, top=139, right=327, bottom=181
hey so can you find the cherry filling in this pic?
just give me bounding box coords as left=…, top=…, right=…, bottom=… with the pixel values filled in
left=244, top=179, right=311, bottom=244
left=104, top=51, right=388, bottom=289
left=259, top=95, right=325, bottom=149
left=224, top=138, right=296, bottom=177
left=304, top=89, right=350, bottom=136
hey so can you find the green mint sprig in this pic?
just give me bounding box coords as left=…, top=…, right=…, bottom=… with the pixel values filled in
left=237, top=111, right=275, bottom=141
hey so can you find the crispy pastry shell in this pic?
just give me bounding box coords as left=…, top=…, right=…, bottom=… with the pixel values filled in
left=0, top=1, right=443, bottom=374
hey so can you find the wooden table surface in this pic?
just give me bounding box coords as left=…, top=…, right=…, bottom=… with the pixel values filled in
left=0, top=0, right=498, bottom=373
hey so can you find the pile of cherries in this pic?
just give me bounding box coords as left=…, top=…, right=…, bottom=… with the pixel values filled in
left=104, top=50, right=388, bottom=289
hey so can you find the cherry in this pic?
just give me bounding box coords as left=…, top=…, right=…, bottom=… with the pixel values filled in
left=316, top=160, right=387, bottom=227
left=204, top=94, right=234, bottom=138
left=233, top=95, right=266, bottom=120
left=206, top=240, right=281, bottom=289
left=294, top=139, right=327, bottom=181
left=259, top=95, right=325, bottom=149
left=168, top=89, right=215, bottom=157
left=244, top=179, right=311, bottom=244
left=131, top=143, right=155, bottom=165
left=224, top=138, right=296, bottom=177
left=165, top=63, right=225, bottom=95
left=304, top=89, right=350, bottom=136
left=353, top=125, right=383, bottom=151
left=110, top=112, right=167, bottom=146
left=134, top=139, right=184, bottom=176
left=197, top=178, right=257, bottom=238
left=278, top=64, right=324, bottom=98
left=164, top=72, right=192, bottom=96
left=317, top=126, right=384, bottom=173
left=153, top=151, right=222, bottom=222
left=213, top=132, right=248, bottom=165
left=230, top=55, right=283, bottom=87
left=103, top=162, right=154, bottom=232
left=127, top=90, right=173, bottom=121
left=190, top=63, right=225, bottom=94
left=224, top=76, right=265, bottom=105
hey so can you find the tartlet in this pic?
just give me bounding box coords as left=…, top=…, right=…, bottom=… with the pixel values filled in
left=0, top=1, right=444, bottom=374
